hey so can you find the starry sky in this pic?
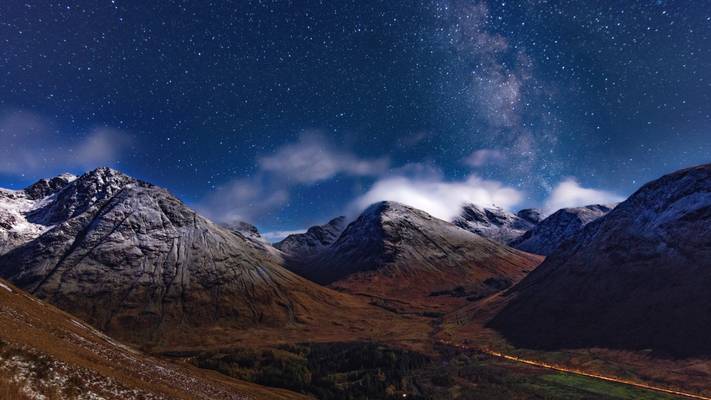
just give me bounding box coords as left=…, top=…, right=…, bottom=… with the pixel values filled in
left=1, top=1, right=710, bottom=237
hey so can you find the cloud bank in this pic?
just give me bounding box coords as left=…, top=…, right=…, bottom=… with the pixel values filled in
left=0, top=110, right=131, bottom=177
left=258, top=132, right=388, bottom=184
left=544, top=178, right=623, bottom=214
left=351, top=173, right=523, bottom=221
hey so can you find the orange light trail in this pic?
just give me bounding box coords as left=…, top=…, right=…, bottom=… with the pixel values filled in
left=440, top=341, right=711, bottom=400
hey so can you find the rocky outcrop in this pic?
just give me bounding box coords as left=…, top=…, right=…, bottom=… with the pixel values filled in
left=516, top=208, right=543, bottom=225
left=274, top=216, right=346, bottom=257
left=22, top=173, right=76, bottom=200
left=453, top=204, right=537, bottom=244
left=490, top=163, right=711, bottom=356
left=510, top=204, right=613, bottom=255
left=221, top=220, right=267, bottom=243
left=0, top=173, right=76, bottom=255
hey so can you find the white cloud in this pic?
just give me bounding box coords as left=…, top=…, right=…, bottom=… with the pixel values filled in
left=261, top=229, right=306, bottom=243
left=201, top=132, right=388, bottom=223
left=351, top=173, right=523, bottom=221
left=258, top=132, right=388, bottom=184
left=463, top=149, right=506, bottom=167
left=199, top=177, right=289, bottom=224
left=0, top=110, right=131, bottom=176
left=543, top=178, right=623, bottom=214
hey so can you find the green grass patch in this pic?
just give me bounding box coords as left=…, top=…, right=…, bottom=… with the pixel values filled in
left=539, top=373, right=683, bottom=400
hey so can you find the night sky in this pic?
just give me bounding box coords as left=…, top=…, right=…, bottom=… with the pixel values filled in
left=1, top=1, right=710, bottom=238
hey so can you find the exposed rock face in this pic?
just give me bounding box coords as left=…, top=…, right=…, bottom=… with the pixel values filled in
left=221, top=220, right=267, bottom=243
left=510, top=204, right=613, bottom=255
left=23, top=173, right=77, bottom=200
left=490, top=163, right=711, bottom=356
left=0, top=168, right=354, bottom=346
left=453, top=204, right=536, bottom=244
left=274, top=216, right=346, bottom=257
left=0, top=173, right=76, bottom=255
left=292, top=202, right=542, bottom=310
left=516, top=208, right=543, bottom=225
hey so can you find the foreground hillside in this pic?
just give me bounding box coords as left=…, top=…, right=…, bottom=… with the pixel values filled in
left=0, top=278, right=309, bottom=400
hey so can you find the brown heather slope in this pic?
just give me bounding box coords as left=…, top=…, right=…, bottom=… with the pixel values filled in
left=0, top=278, right=311, bottom=400
left=294, top=202, right=543, bottom=314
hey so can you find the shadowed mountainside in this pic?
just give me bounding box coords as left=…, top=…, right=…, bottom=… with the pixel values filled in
left=490, top=163, right=711, bottom=357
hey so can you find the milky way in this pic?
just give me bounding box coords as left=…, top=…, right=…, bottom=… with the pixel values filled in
left=1, top=1, right=709, bottom=233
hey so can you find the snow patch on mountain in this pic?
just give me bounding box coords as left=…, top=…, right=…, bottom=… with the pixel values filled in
left=510, top=204, right=614, bottom=255
left=453, top=204, right=537, bottom=244
left=275, top=216, right=346, bottom=257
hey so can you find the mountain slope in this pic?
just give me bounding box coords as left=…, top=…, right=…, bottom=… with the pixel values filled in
left=275, top=216, right=346, bottom=256
left=510, top=204, right=613, bottom=255
left=0, top=168, right=426, bottom=349
left=0, top=173, right=75, bottom=255
left=297, top=201, right=542, bottom=312
left=0, top=277, right=309, bottom=400
left=489, top=163, right=711, bottom=356
left=221, top=220, right=269, bottom=244
left=453, top=204, right=537, bottom=244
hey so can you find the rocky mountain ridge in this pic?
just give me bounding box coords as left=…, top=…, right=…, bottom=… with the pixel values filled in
left=0, top=173, right=76, bottom=255
left=453, top=204, right=539, bottom=244
left=510, top=204, right=614, bottom=255
left=274, top=215, right=346, bottom=257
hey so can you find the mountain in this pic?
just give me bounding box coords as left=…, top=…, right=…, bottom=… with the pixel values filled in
left=0, top=277, right=308, bottom=400
left=453, top=204, right=537, bottom=244
left=274, top=216, right=346, bottom=256
left=294, top=201, right=542, bottom=312
left=0, top=173, right=76, bottom=255
left=221, top=220, right=267, bottom=243
left=510, top=204, right=614, bottom=255
left=0, top=168, right=416, bottom=349
left=516, top=208, right=543, bottom=224
left=489, top=163, right=711, bottom=356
